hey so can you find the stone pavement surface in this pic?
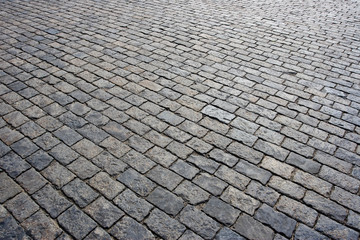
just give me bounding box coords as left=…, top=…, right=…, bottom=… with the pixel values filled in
left=1, top=0, right=360, bottom=239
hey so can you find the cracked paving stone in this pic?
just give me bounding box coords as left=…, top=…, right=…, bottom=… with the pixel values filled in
left=233, top=214, right=274, bottom=240
left=21, top=210, right=62, bottom=240
left=58, top=205, right=97, bottom=240
left=102, top=121, right=132, bottom=141
left=178, top=230, right=203, bottom=240
left=187, top=154, right=219, bottom=173
left=203, top=197, right=240, bottom=225
left=201, top=105, right=235, bottom=124
left=245, top=181, right=280, bottom=207
left=34, top=132, right=60, bottom=151
left=146, top=146, right=177, bottom=167
left=67, top=157, right=100, bottom=180
left=109, top=216, right=155, bottom=240
left=117, top=168, right=156, bottom=196
left=114, top=189, right=153, bottom=221
left=33, top=184, right=72, bottom=218
left=53, top=125, right=83, bottom=146
left=194, top=172, right=228, bottom=196
left=255, top=204, right=297, bottom=238
left=145, top=208, right=186, bottom=240
left=48, top=143, right=79, bottom=165
left=174, top=180, right=210, bottom=204
left=85, top=110, right=110, bottom=126
left=121, top=149, right=156, bottom=173
left=84, top=227, right=112, bottom=240
left=0, top=205, right=29, bottom=240
left=128, top=135, right=154, bottom=153
left=0, top=151, right=31, bottom=178
left=170, top=159, right=199, bottom=180
left=73, top=138, right=103, bottom=159
left=221, top=186, right=260, bottom=215
left=0, top=172, right=22, bottom=203
left=5, top=192, right=39, bottom=222
left=85, top=196, right=124, bottom=228
left=26, top=150, right=53, bottom=170
left=179, top=205, right=221, bottom=239
left=41, top=161, right=75, bottom=189
left=100, top=136, right=131, bottom=158
left=89, top=171, right=125, bottom=200
left=146, top=165, right=183, bottom=190
left=0, top=140, right=11, bottom=157
left=146, top=186, right=185, bottom=216
left=295, top=224, right=330, bottom=240
left=36, top=115, right=63, bottom=131
left=91, top=151, right=128, bottom=176
left=16, top=168, right=47, bottom=194
left=77, top=124, right=109, bottom=144
left=315, top=215, right=359, bottom=240
left=11, top=137, right=39, bottom=158
left=215, top=228, right=245, bottom=240
left=209, top=148, right=238, bottom=167
left=0, top=127, right=24, bottom=145
left=62, top=178, right=99, bottom=208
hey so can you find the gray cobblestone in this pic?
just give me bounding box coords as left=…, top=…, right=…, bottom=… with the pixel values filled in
left=255, top=204, right=297, bottom=238
left=179, top=205, right=220, bottom=239
left=315, top=215, right=359, bottom=240
left=1, top=0, right=360, bottom=238
left=233, top=214, right=274, bottom=240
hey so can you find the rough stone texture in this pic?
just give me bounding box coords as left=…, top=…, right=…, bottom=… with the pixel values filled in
left=215, top=228, right=245, bottom=240
left=85, top=197, right=124, bottom=228
left=145, top=208, right=186, bottom=240
left=233, top=214, right=274, bottom=240
left=21, top=210, right=62, bottom=240
left=0, top=205, right=30, bottom=240
left=1, top=0, right=360, bottom=238
left=179, top=205, right=221, bottom=239
left=117, top=168, right=156, bottom=197
left=5, top=192, right=39, bottom=222
left=109, top=216, right=155, bottom=240
left=255, top=204, right=297, bottom=238
left=62, top=178, right=99, bottom=208
left=295, top=224, right=330, bottom=240
left=0, top=172, right=22, bottom=203
left=174, top=180, right=210, bottom=205
left=114, top=189, right=153, bottom=221
left=33, top=185, right=72, bottom=218
left=89, top=172, right=124, bottom=200
left=58, top=206, right=97, bottom=240
left=203, top=197, right=240, bottom=225
left=146, top=187, right=184, bottom=216
left=315, top=215, right=359, bottom=240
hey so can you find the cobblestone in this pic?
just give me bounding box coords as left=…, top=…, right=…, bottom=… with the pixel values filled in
left=1, top=0, right=360, bottom=238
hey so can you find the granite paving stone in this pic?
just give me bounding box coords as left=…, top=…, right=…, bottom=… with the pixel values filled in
left=113, top=189, right=153, bottom=221
left=146, top=187, right=185, bottom=216
left=145, top=208, right=186, bottom=240
left=33, top=184, right=72, bottom=218
left=21, top=210, right=63, bottom=240
left=109, top=216, right=155, bottom=240
left=5, top=192, right=39, bottom=222
left=85, top=197, right=124, bottom=228
left=62, top=178, right=99, bottom=208
left=58, top=206, right=97, bottom=240
left=179, top=205, right=221, bottom=239
left=0, top=172, right=22, bottom=203
left=1, top=0, right=360, bottom=238
left=233, top=214, right=274, bottom=240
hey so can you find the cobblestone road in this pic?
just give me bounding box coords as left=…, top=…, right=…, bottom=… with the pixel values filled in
left=1, top=0, right=360, bottom=239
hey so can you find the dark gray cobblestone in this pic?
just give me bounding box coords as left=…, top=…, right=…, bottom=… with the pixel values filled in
left=1, top=0, right=360, bottom=238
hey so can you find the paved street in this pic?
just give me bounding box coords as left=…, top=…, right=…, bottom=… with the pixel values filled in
left=1, top=0, right=360, bottom=239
